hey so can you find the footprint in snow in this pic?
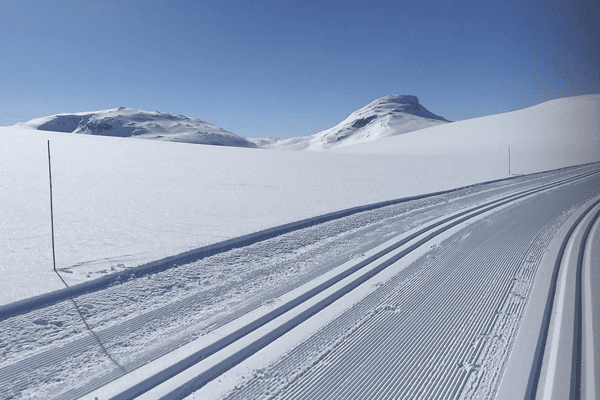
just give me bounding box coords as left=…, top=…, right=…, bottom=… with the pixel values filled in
left=262, top=298, right=280, bottom=307
left=459, top=362, right=481, bottom=373
left=376, top=304, right=402, bottom=314
left=33, top=319, right=63, bottom=327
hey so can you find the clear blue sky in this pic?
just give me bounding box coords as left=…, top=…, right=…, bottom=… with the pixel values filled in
left=1, top=0, right=598, bottom=138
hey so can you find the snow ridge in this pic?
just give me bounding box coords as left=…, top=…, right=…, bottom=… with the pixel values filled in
left=19, top=108, right=257, bottom=148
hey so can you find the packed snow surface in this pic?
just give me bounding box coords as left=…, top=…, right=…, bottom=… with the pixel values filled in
left=0, top=94, right=598, bottom=305
left=251, top=95, right=450, bottom=150
left=19, top=107, right=257, bottom=148
left=4, top=165, right=597, bottom=400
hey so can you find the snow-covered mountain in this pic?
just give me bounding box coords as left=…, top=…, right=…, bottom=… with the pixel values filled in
left=251, top=95, right=450, bottom=150
left=19, top=97, right=447, bottom=150
left=19, top=107, right=257, bottom=148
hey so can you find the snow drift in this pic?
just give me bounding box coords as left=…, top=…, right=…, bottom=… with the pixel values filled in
left=19, top=107, right=257, bottom=148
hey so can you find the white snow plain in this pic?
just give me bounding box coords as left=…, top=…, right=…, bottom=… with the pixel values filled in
left=0, top=94, right=598, bottom=305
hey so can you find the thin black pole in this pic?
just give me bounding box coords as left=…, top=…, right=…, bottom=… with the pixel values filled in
left=48, top=140, right=57, bottom=272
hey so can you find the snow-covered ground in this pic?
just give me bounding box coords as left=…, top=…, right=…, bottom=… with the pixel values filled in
left=3, top=164, right=597, bottom=400
left=0, top=94, right=598, bottom=306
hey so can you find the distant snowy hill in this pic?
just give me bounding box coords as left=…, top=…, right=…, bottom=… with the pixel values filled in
left=251, top=95, right=450, bottom=150
left=332, top=94, right=600, bottom=158
left=19, top=107, right=257, bottom=148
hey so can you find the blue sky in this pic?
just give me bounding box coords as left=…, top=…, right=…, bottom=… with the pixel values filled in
left=1, top=0, right=598, bottom=138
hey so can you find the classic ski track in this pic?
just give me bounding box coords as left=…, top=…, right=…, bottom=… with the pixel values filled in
left=274, top=225, right=530, bottom=400
left=534, top=200, right=600, bottom=400
left=0, top=168, right=572, bottom=400
left=91, top=168, right=600, bottom=399
left=574, top=203, right=600, bottom=400
left=583, top=213, right=600, bottom=400
left=235, top=239, right=474, bottom=400
left=235, top=231, right=496, bottom=399
left=1, top=166, right=598, bottom=400
left=495, top=194, right=600, bottom=400
left=224, top=176, right=598, bottom=400
left=582, top=213, right=600, bottom=400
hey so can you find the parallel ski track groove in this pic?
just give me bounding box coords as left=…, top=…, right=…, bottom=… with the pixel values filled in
left=314, top=240, right=492, bottom=399
left=267, top=234, right=513, bottom=400
left=226, top=179, right=590, bottom=400
left=228, top=218, right=550, bottom=399
left=230, top=234, right=505, bottom=400
left=573, top=207, right=600, bottom=399
left=384, top=229, right=547, bottom=400
left=323, top=237, right=525, bottom=398
left=326, top=236, right=519, bottom=400
left=528, top=198, right=600, bottom=399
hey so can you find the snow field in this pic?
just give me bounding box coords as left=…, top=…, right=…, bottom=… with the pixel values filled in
left=5, top=173, right=535, bottom=399
left=0, top=127, right=505, bottom=305
left=2, top=166, right=592, bottom=400
left=1, top=95, right=598, bottom=306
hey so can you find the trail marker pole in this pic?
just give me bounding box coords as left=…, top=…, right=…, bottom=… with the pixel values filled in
left=48, top=140, right=57, bottom=272
left=508, top=145, right=511, bottom=175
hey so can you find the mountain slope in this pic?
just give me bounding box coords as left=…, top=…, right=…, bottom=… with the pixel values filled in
left=332, top=94, right=600, bottom=160
left=19, top=108, right=257, bottom=148
left=252, top=95, right=450, bottom=150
